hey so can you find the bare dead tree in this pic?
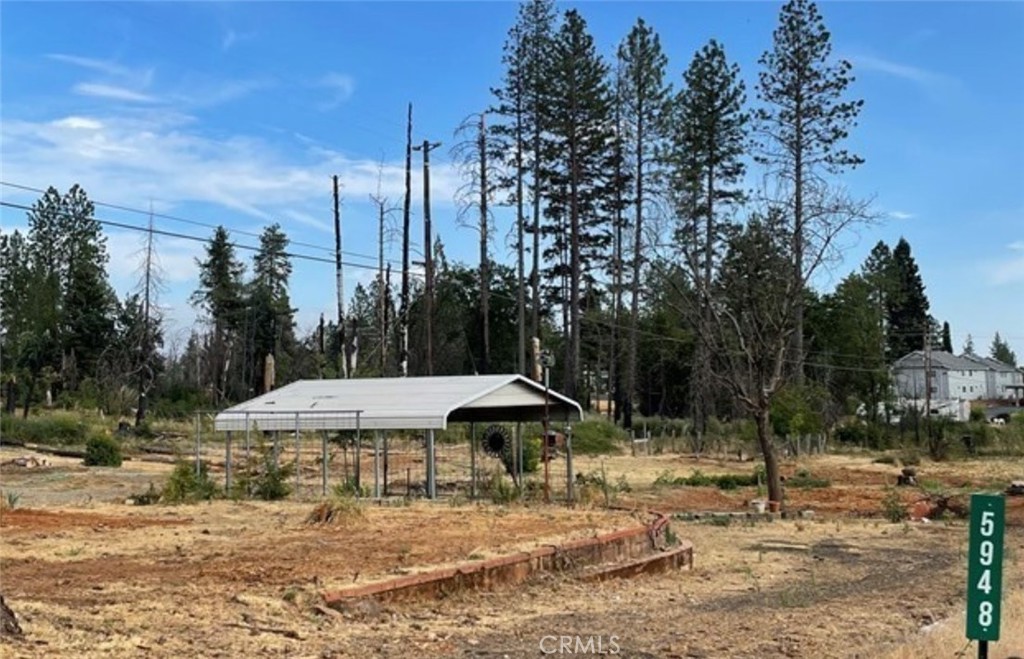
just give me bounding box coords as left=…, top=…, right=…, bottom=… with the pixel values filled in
left=452, top=112, right=504, bottom=375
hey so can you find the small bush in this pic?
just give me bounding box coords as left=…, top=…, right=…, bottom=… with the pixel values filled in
left=83, top=435, right=123, bottom=467
left=163, top=460, right=218, bottom=503
left=231, top=445, right=294, bottom=501
left=785, top=469, right=830, bottom=489
left=332, top=478, right=370, bottom=499
left=881, top=487, right=908, bottom=523
left=570, top=420, right=626, bottom=456
left=872, top=455, right=897, bottom=465
left=485, top=470, right=518, bottom=504
left=500, top=436, right=541, bottom=480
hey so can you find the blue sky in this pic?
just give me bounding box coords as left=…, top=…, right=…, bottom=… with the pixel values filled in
left=1, top=1, right=1022, bottom=361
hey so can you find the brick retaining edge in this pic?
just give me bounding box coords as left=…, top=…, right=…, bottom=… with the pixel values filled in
left=322, top=510, right=692, bottom=608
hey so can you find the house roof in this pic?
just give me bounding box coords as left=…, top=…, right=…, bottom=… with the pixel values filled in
left=213, top=374, right=583, bottom=432
left=960, top=352, right=1018, bottom=372
left=893, top=351, right=980, bottom=371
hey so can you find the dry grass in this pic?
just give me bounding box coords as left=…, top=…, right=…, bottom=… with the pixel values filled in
left=883, top=589, right=1024, bottom=659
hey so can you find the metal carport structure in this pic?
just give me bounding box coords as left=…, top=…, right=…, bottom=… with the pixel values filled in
left=214, top=374, right=583, bottom=499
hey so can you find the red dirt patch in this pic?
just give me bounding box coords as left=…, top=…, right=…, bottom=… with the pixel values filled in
left=0, top=508, right=189, bottom=532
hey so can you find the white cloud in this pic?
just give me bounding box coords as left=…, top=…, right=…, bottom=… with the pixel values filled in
left=317, top=72, right=356, bottom=110
left=1, top=110, right=460, bottom=223
left=54, top=116, right=104, bottom=131
left=848, top=54, right=960, bottom=100
left=48, top=53, right=134, bottom=78
left=888, top=210, right=915, bottom=220
left=74, top=82, right=157, bottom=103
left=1008, top=240, right=1024, bottom=252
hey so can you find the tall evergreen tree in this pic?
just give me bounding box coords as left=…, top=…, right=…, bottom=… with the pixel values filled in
left=667, top=38, right=747, bottom=445
left=490, top=0, right=557, bottom=374
left=940, top=321, right=953, bottom=353
left=755, top=0, right=865, bottom=382
left=617, top=17, right=669, bottom=429
left=23, top=185, right=115, bottom=394
left=247, top=224, right=295, bottom=394
left=191, top=226, right=245, bottom=403
left=990, top=332, right=1017, bottom=367
left=886, top=237, right=930, bottom=359
left=542, top=8, right=615, bottom=398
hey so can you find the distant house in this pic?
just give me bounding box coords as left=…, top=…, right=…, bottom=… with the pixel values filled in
left=891, top=351, right=988, bottom=401
left=960, top=352, right=1024, bottom=400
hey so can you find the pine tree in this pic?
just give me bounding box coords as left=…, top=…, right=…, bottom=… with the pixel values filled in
left=886, top=238, right=930, bottom=360
left=990, top=332, right=1017, bottom=367
left=756, top=0, right=865, bottom=382
left=617, top=17, right=669, bottom=429
left=18, top=185, right=116, bottom=396
left=490, top=0, right=557, bottom=374
left=941, top=321, right=953, bottom=353
left=542, top=8, right=615, bottom=398
left=191, top=226, right=245, bottom=403
left=964, top=334, right=976, bottom=355
left=667, top=38, right=748, bottom=444
left=247, top=224, right=295, bottom=394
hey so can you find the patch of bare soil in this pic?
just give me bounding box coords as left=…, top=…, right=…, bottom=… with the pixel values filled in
left=2, top=449, right=1023, bottom=658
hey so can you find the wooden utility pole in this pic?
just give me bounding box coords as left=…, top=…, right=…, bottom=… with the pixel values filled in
left=478, top=113, right=491, bottom=374
left=413, top=139, right=442, bottom=376
left=400, top=104, right=413, bottom=378
left=924, top=327, right=932, bottom=438
left=333, top=175, right=348, bottom=379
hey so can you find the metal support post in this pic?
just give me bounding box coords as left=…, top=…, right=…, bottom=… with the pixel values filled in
left=426, top=428, right=436, bottom=499
left=294, top=413, right=301, bottom=498
left=225, top=431, right=232, bottom=493
left=470, top=422, right=477, bottom=500
left=321, top=430, right=328, bottom=497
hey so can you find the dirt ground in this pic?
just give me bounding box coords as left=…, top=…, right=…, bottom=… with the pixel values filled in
left=2, top=445, right=1023, bottom=658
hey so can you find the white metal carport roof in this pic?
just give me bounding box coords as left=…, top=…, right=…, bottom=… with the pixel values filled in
left=213, top=374, right=582, bottom=432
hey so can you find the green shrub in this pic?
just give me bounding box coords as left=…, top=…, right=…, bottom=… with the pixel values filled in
left=238, top=456, right=293, bottom=501
left=2, top=413, right=89, bottom=445
left=486, top=470, right=519, bottom=504
left=651, top=468, right=761, bottom=489
left=83, top=434, right=123, bottom=467
left=881, top=487, right=908, bottom=523
left=163, top=460, right=219, bottom=503
left=570, top=420, right=626, bottom=456
left=500, top=436, right=541, bottom=479
left=785, top=469, right=830, bottom=489
left=332, top=477, right=370, bottom=499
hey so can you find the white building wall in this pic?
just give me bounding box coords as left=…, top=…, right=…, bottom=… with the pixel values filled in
left=946, top=368, right=986, bottom=400
left=994, top=369, right=1023, bottom=399
left=894, top=367, right=987, bottom=401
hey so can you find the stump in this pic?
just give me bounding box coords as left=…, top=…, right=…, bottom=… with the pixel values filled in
left=0, top=595, right=23, bottom=638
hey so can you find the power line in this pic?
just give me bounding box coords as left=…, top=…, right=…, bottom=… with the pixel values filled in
left=0, top=200, right=398, bottom=274
left=0, top=180, right=391, bottom=266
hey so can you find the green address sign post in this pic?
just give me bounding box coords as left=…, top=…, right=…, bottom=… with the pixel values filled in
left=966, top=493, right=1005, bottom=659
